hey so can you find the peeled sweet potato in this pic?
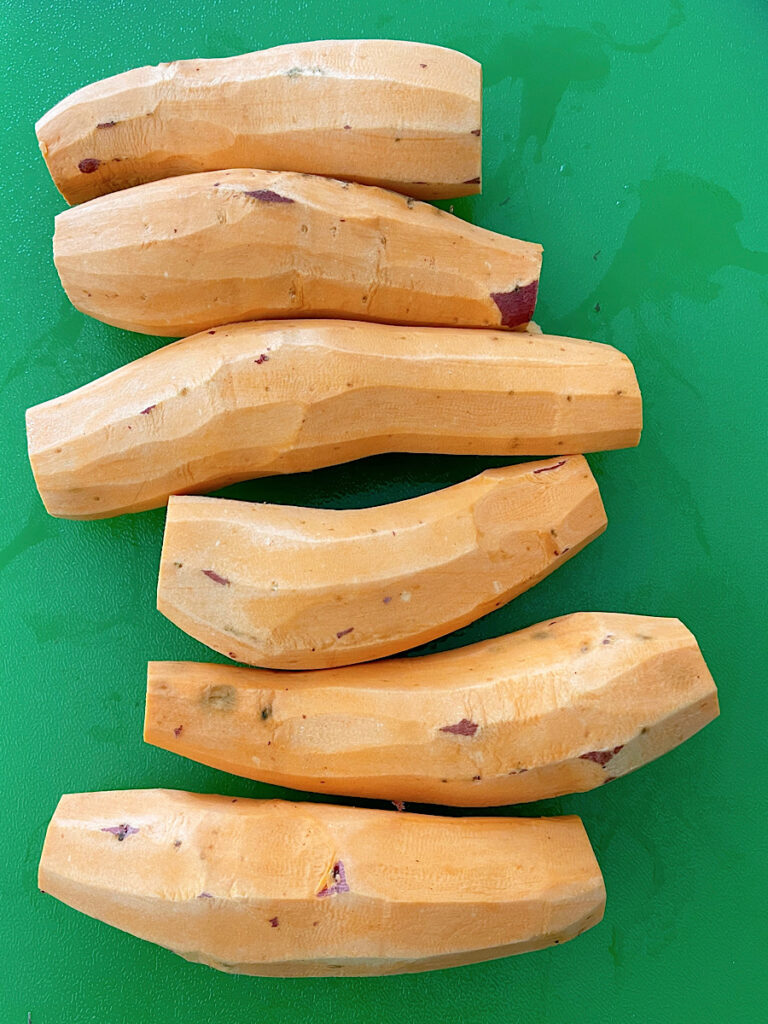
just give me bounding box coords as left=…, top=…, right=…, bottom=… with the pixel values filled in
left=39, top=790, right=605, bottom=976
left=26, top=318, right=641, bottom=520
left=146, top=613, right=718, bottom=806
left=157, top=457, right=606, bottom=669
left=36, top=40, right=482, bottom=205
left=52, top=169, right=542, bottom=336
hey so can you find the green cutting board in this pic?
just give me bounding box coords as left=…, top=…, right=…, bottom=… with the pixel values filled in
left=2, top=1, right=766, bottom=1021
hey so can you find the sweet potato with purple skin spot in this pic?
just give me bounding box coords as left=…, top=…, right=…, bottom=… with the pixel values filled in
left=36, top=40, right=482, bottom=204
left=26, top=319, right=640, bottom=520
left=52, top=169, right=541, bottom=336
left=39, top=790, right=605, bottom=976
left=144, top=613, right=718, bottom=806
left=156, top=457, right=606, bottom=669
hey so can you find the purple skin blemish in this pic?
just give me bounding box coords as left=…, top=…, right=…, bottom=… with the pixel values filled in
left=464, top=177, right=481, bottom=184
left=78, top=158, right=101, bottom=173
left=140, top=405, right=156, bottom=415
left=392, top=801, right=405, bottom=812
left=533, top=460, right=566, bottom=475
left=336, top=627, right=354, bottom=639
left=383, top=596, right=392, bottom=604
left=471, top=128, right=481, bottom=136
left=491, top=279, right=539, bottom=327
left=317, top=861, right=349, bottom=898
left=101, top=824, right=139, bottom=841
left=173, top=725, right=183, bottom=738
left=197, top=892, right=213, bottom=899
left=201, top=569, right=230, bottom=586
left=269, top=916, right=279, bottom=927
left=96, top=121, right=117, bottom=129
left=242, top=189, right=294, bottom=203
left=602, top=635, right=614, bottom=645
left=254, top=354, right=269, bottom=364
left=580, top=745, right=624, bottom=767
left=343, top=124, right=351, bottom=130
left=439, top=719, right=478, bottom=737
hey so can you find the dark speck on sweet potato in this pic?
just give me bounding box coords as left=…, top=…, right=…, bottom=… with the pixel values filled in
left=580, top=745, right=623, bottom=766
left=243, top=189, right=294, bottom=204
left=78, top=158, right=101, bottom=173
left=439, top=719, right=478, bottom=737
left=533, top=460, right=566, bottom=475
left=317, top=861, right=349, bottom=898
left=101, top=824, right=139, bottom=841
left=201, top=569, right=230, bottom=586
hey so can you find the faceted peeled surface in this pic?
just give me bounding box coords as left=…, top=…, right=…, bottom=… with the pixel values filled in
left=26, top=318, right=641, bottom=519
left=39, top=790, right=606, bottom=976
left=52, top=168, right=541, bottom=336
left=145, top=611, right=718, bottom=806
left=36, top=40, right=482, bottom=204
left=157, top=457, right=607, bottom=668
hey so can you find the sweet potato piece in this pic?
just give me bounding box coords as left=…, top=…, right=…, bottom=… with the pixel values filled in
left=36, top=40, right=482, bottom=204
left=52, top=169, right=541, bottom=336
left=145, top=613, right=718, bottom=806
left=157, top=457, right=606, bottom=669
left=26, top=319, right=641, bottom=519
left=39, top=790, right=605, bottom=976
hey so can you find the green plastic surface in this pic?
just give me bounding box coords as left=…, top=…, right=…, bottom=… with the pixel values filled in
left=2, top=1, right=767, bottom=1020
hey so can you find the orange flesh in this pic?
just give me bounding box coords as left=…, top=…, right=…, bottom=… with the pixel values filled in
left=39, top=790, right=605, bottom=976
left=26, top=319, right=641, bottom=520
left=157, top=457, right=607, bottom=669
left=52, top=169, right=541, bottom=336
left=36, top=40, right=482, bottom=204
left=145, top=612, right=718, bottom=806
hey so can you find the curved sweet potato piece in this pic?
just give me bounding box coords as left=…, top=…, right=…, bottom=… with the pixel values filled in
left=157, top=457, right=606, bottom=669
left=146, top=613, right=718, bottom=806
left=26, top=319, right=641, bottom=519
